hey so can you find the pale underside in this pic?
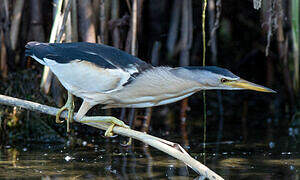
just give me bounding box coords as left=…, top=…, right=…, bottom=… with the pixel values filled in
left=39, top=57, right=201, bottom=108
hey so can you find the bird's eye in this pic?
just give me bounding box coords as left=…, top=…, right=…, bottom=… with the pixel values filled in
left=221, top=78, right=229, bottom=83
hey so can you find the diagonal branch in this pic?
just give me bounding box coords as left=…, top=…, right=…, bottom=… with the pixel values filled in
left=0, top=94, right=223, bottom=180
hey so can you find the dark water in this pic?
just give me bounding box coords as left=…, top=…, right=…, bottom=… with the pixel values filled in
left=0, top=131, right=298, bottom=180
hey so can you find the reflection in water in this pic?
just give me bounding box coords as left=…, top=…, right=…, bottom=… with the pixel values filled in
left=143, top=144, right=154, bottom=178
left=0, top=103, right=299, bottom=180
left=0, top=138, right=298, bottom=179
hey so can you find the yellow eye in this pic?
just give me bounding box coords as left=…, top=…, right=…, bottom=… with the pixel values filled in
left=221, top=78, right=229, bottom=83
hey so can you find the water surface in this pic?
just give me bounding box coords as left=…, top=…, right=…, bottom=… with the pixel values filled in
left=0, top=132, right=298, bottom=179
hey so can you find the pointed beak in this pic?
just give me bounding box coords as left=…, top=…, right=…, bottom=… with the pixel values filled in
left=224, top=79, right=276, bottom=93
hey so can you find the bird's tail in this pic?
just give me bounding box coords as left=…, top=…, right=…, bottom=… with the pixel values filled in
left=25, top=41, right=47, bottom=65
left=25, top=41, right=41, bottom=57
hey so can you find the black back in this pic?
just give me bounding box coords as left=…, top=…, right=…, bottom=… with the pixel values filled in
left=25, top=42, right=152, bottom=73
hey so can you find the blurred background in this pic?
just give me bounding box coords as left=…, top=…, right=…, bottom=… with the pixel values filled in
left=0, top=0, right=299, bottom=179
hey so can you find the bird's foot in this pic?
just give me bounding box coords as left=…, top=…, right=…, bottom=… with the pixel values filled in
left=56, top=92, right=75, bottom=132
left=80, top=116, right=132, bottom=146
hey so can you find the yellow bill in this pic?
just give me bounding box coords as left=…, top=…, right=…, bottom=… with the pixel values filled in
left=224, top=79, right=276, bottom=93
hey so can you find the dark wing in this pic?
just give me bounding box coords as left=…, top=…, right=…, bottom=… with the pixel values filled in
left=25, top=41, right=152, bottom=75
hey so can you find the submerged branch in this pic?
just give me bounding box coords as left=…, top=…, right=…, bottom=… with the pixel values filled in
left=0, top=94, right=223, bottom=180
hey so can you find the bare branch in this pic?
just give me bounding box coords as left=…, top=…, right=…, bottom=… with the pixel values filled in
left=131, top=0, right=138, bottom=56
left=0, top=94, right=224, bottom=180
left=56, top=0, right=72, bottom=42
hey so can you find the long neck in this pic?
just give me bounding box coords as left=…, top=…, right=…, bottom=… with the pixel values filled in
left=111, top=67, right=201, bottom=104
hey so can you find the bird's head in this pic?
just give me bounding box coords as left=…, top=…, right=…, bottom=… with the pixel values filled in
left=170, top=66, right=276, bottom=93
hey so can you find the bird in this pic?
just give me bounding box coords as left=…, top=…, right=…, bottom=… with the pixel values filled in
left=25, top=41, right=275, bottom=139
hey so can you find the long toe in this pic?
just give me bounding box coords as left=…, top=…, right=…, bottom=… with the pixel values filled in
left=110, top=117, right=130, bottom=129
left=104, top=122, right=132, bottom=146
left=109, top=118, right=132, bottom=146
left=104, top=124, right=115, bottom=137
left=79, top=116, right=132, bottom=144
left=56, top=106, right=67, bottom=123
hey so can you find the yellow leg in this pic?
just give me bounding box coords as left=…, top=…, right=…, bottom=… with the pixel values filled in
left=56, top=91, right=75, bottom=132
left=80, top=116, right=132, bottom=145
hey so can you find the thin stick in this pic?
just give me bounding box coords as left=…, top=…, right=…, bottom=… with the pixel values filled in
left=210, top=0, right=221, bottom=40
left=202, top=0, right=208, bottom=164
left=126, top=0, right=132, bottom=13
left=291, top=0, right=299, bottom=91
left=208, top=0, right=217, bottom=64
left=40, top=0, right=64, bottom=94
left=125, top=0, right=139, bottom=129
left=49, top=0, right=64, bottom=43
left=56, top=0, right=72, bottom=42
left=131, top=0, right=138, bottom=56
left=202, top=0, right=207, bottom=66
left=0, top=94, right=224, bottom=180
